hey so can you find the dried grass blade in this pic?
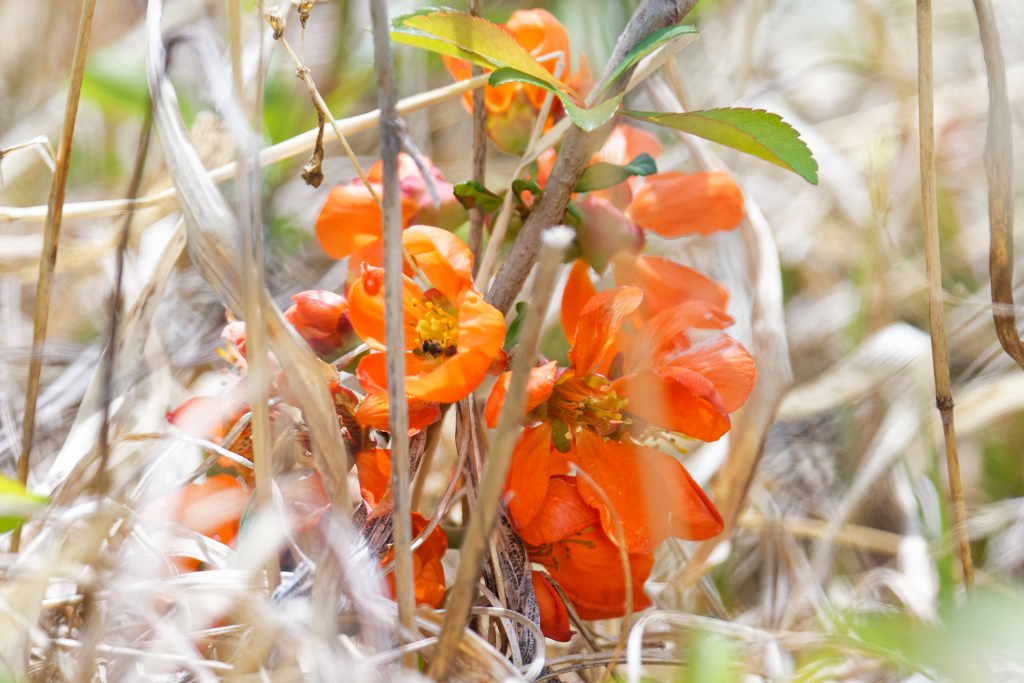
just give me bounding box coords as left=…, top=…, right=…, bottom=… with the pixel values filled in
left=427, top=227, right=572, bottom=680
left=13, top=0, right=98, bottom=552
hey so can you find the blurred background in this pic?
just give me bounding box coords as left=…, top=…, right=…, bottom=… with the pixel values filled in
left=3, top=0, right=1024, bottom=679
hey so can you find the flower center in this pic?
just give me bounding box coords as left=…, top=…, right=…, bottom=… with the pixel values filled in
left=547, top=375, right=629, bottom=436
left=414, top=299, right=459, bottom=358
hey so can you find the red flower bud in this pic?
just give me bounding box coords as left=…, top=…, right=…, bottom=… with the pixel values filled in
left=283, top=290, right=353, bottom=357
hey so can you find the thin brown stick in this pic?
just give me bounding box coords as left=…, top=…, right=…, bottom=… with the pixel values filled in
left=276, top=34, right=379, bottom=205
left=368, top=0, right=417, bottom=661
left=410, top=403, right=451, bottom=512
left=12, top=0, right=97, bottom=552
left=971, top=0, right=1022, bottom=370
left=427, top=227, right=573, bottom=681
left=917, top=0, right=973, bottom=586
left=467, top=0, right=487, bottom=274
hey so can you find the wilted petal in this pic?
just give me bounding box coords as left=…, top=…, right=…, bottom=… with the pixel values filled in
left=533, top=571, right=575, bottom=642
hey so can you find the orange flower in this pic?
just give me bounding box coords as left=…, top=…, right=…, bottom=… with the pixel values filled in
left=488, top=287, right=735, bottom=555
left=381, top=511, right=448, bottom=608
left=441, top=9, right=590, bottom=154
left=349, top=226, right=505, bottom=404
left=524, top=477, right=654, bottom=620
left=315, top=154, right=464, bottom=275
left=166, top=395, right=256, bottom=481
left=283, top=290, right=354, bottom=357
left=533, top=570, right=574, bottom=642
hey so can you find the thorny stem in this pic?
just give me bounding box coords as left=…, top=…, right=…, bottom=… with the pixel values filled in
left=275, top=34, right=380, bottom=205
left=368, top=0, right=417, bottom=662
left=467, top=0, right=487, bottom=274
left=13, top=0, right=97, bottom=552
left=428, top=228, right=573, bottom=681
left=917, top=0, right=973, bottom=586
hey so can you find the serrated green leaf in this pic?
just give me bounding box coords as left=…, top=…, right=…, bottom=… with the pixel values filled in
left=399, top=11, right=576, bottom=98
left=599, top=25, right=699, bottom=94
left=575, top=153, right=658, bottom=193
left=621, top=108, right=818, bottom=184
left=453, top=181, right=504, bottom=213
left=504, top=301, right=528, bottom=350
left=0, top=474, right=47, bottom=533
left=489, top=68, right=622, bottom=132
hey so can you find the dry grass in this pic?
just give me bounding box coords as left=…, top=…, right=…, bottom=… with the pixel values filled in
left=1, top=0, right=1024, bottom=681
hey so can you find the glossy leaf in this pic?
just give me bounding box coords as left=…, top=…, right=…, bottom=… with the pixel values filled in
left=399, top=11, right=575, bottom=97
left=489, top=68, right=622, bottom=132
left=575, top=153, right=657, bottom=193
left=621, top=108, right=818, bottom=184
left=599, top=25, right=699, bottom=94
left=0, top=474, right=47, bottom=533
left=454, top=180, right=504, bottom=213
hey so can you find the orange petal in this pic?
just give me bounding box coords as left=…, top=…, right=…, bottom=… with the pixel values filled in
left=356, top=351, right=441, bottom=395
left=354, top=391, right=441, bottom=434
left=281, top=470, right=331, bottom=532
left=612, top=252, right=730, bottom=318
left=569, top=286, right=643, bottom=375
left=507, top=9, right=572, bottom=109
left=594, top=123, right=663, bottom=166
left=484, top=360, right=560, bottom=429
left=403, top=225, right=474, bottom=304
left=529, top=524, right=653, bottom=620
left=179, top=475, right=249, bottom=545
left=348, top=264, right=425, bottom=350
left=405, top=349, right=492, bottom=404
left=533, top=571, right=575, bottom=642
left=354, top=448, right=391, bottom=509
left=669, top=335, right=756, bottom=413
left=627, top=171, right=743, bottom=237
left=624, top=300, right=734, bottom=373
left=504, top=422, right=554, bottom=530
left=516, top=475, right=599, bottom=546
left=561, top=259, right=598, bottom=343
left=574, top=430, right=724, bottom=553
left=455, top=287, right=506, bottom=355
left=315, top=184, right=382, bottom=260
left=614, top=366, right=730, bottom=442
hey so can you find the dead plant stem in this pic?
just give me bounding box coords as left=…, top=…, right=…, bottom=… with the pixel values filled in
left=368, top=0, right=417, bottom=662
left=917, top=0, right=973, bottom=586
left=13, top=0, right=97, bottom=552
left=467, top=0, right=487, bottom=273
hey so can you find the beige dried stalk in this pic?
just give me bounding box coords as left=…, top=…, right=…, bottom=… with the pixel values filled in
left=917, top=0, right=973, bottom=586
left=427, top=227, right=573, bottom=681
left=13, top=0, right=97, bottom=552
left=467, top=0, right=487, bottom=272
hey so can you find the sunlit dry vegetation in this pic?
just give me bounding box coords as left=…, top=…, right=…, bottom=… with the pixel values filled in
left=1, top=0, right=1023, bottom=681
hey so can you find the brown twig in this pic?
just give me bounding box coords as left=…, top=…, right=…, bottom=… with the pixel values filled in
left=485, top=0, right=699, bottom=315
left=427, top=227, right=573, bottom=681
left=368, top=0, right=417, bottom=660
left=917, top=0, right=973, bottom=586
left=971, top=0, right=1022, bottom=371
left=97, top=110, right=153, bottom=497
left=12, top=0, right=97, bottom=552
left=275, top=33, right=379, bottom=205
left=467, top=0, right=487, bottom=274
left=410, top=403, right=452, bottom=512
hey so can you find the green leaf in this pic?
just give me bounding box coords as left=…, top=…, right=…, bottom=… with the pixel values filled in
left=399, top=11, right=575, bottom=98
left=599, top=25, right=699, bottom=94
left=453, top=181, right=504, bottom=213
left=504, top=301, right=528, bottom=350
left=488, top=68, right=622, bottom=132
left=575, top=153, right=658, bottom=193
left=511, top=178, right=541, bottom=205
left=621, top=108, right=818, bottom=184
left=0, top=474, right=47, bottom=533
